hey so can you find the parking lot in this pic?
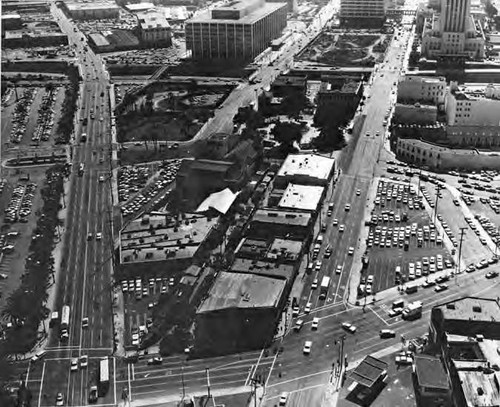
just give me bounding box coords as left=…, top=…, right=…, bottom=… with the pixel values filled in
left=121, top=276, right=176, bottom=348
left=1, top=85, right=66, bottom=147
left=0, top=168, right=49, bottom=313
left=360, top=179, right=453, bottom=296
left=119, top=159, right=181, bottom=218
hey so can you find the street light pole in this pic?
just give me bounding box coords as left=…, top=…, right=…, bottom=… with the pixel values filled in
left=456, top=227, right=467, bottom=283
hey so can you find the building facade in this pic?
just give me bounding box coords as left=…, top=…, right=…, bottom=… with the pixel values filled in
left=397, top=75, right=447, bottom=106
left=339, top=0, right=386, bottom=27
left=421, top=0, right=485, bottom=59
left=185, top=0, right=287, bottom=61
left=65, top=2, right=120, bottom=20
left=445, top=83, right=500, bottom=126
left=137, top=10, right=172, bottom=47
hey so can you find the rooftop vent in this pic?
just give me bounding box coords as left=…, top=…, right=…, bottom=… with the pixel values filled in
left=473, top=305, right=482, bottom=313
left=477, top=387, right=484, bottom=396
left=446, top=304, right=456, bottom=309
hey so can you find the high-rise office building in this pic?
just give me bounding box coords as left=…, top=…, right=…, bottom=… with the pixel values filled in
left=339, top=0, right=386, bottom=27
left=185, top=0, right=287, bottom=61
left=421, top=0, right=484, bottom=59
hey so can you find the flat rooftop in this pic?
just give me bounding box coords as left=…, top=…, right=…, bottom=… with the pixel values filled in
left=187, top=1, right=286, bottom=25
left=235, top=237, right=302, bottom=262
left=66, top=2, right=120, bottom=11
left=277, top=154, right=335, bottom=182
left=197, top=272, right=286, bottom=313
left=457, top=369, right=500, bottom=407
left=251, top=208, right=312, bottom=227
left=434, top=297, right=500, bottom=323
left=278, top=183, right=324, bottom=212
left=414, top=355, right=449, bottom=390
left=120, top=213, right=217, bottom=264
left=349, top=355, right=388, bottom=389
left=230, top=258, right=295, bottom=281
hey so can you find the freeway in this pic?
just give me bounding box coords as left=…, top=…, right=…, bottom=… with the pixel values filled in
left=22, top=4, right=117, bottom=407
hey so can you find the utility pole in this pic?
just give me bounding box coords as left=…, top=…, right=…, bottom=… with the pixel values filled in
left=434, top=183, right=442, bottom=224
left=205, top=367, right=211, bottom=404
left=456, top=227, right=467, bottom=283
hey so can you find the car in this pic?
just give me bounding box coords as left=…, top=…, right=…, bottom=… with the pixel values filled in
left=96, top=232, right=102, bottom=240
left=388, top=307, right=403, bottom=317
left=147, top=357, right=163, bottom=365
left=348, top=247, right=354, bottom=255
left=336, top=265, right=343, bottom=274
left=80, top=355, right=88, bottom=368
left=324, top=246, right=332, bottom=258
left=70, top=357, right=78, bottom=371
left=279, top=392, right=288, bottom=406
left=87, top=233, right=93, bottom=241
left=311, top=317, right=319, bottom=330
left=342, top=322, right=357, bottom=333
left=31, top=350, right=46, bottom=363
left=294, top=319, right=304, bottom=331
left=422, top=280, right=436, bottom=288
left=356, top=189, right=361, bottom=196
left=311, top=279, right=318, bottom=289
left=367, top=275, right=374, bottom=284
left=304, top=302, right=312, bottom=314
left=315, top=261, right=322, bottom=271
left=303, top=340, right=312, bottom=355
left=56, top=393, right=64, bottom=406
left=292, top=306, right=300, bottom=317
left=82, top=317, right=89, bottom=328
left=333, top=218, right=338, bottom=226
left=345, top=204, right=351, bottom=211
left=486, top=271, right=499, bottom=279
left=435, top=284, right=448, bottom=292
left=339, top=225, right=345, bottom=232
left=99, top=175, right=105, bottom=182
left=380, top=329, right=396, bottom=339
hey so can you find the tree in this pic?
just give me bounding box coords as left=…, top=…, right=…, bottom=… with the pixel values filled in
left=271, top=122, right=303, bottom=146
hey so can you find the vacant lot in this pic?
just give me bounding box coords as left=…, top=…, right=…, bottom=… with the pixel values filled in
left=299, top=32, right=391, bottom=67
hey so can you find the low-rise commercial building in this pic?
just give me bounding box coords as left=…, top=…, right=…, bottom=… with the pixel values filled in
left=396, top=138, right=500, bottom=171
left=65, top=1, right=120, bottom=20
left=347, top=355, right=389, bottom=404
left=195, top=272, right=286, bottom=355
left=1, top=14, right=22, bottom=31
left=393, top=103, right=438, bottom=125
left=397, top=74, right=446, bottom=106
left=235, top=237, right=303, bottom=264
left=275, top=154, right=335, bottom=189
left=3, top=28, right=68, bottom=48
left=247, top=208, right=313, bottom=240
left=316, top=75, right=364, bottom=112
left=185, top=0, right=287, bottom=61
left=413, top=355, right=452, bottom=406
left=118, top=213, right=218, bottom=277
left=136, top=9, right=172, bottom=47
left=270, top=75, right=307, bottom=97
left=277, top=183, right=325, bottom=212
left=125, top=2, right=155, bottom=13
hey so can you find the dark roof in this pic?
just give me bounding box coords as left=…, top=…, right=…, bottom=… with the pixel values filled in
left=414, top=355, right=449, bottom=390
left=191, top=159, right=234, bottom=173
left=350, top=355, right=388, bottom=388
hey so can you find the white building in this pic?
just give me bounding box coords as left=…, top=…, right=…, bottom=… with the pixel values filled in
left=421, top=0, right=485, bottom=59
left=278, top=184, right=325, bottom=212
left=275, top=154, right=335, bottom=188
left=137, top=9, right=172, bottom=47
left=397, top=75, right=447, bottom=106
left=65, top=1, right=120, bottom=20
left=445, top=83, right=500, bottom=126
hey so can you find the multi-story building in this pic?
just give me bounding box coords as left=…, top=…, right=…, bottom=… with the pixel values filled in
left=136, top=9, right=172, bottom=47
left=316, top=75, right=364, bottom=112
left=65, top=1, right=120, bottom=20
left=445, top=83, right=500, bottom=126
left=397, top=75, right=447, bottom=106
left=339, top=0, right=386, bottom=27
left=421, top=0, right=485, bottom=60
left=185, top=0, right=287, bottom=61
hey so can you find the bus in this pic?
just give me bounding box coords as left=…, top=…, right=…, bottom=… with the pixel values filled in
left=60, top=305, right=70, bottom=341
left=98, top=357, right=110, bottom=397
left=319, top=276, right=330, bottom=300
left=78, top=163, right=85, bottom=176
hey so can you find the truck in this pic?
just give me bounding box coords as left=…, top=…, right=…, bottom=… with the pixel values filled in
left=402, top=301, right=422, bottom=321
left=49, top=311, right=59, bottom=328
left=88, top=385, right=98, bottom=404
left=98, top=357, right=110, bottom=396
left=60, top=305, right=70, bottom=341
left=319, top=276, right=331, bottom=300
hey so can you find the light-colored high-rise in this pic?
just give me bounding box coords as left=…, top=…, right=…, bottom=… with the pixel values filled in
left=421, top=0, right=484, bottom=59
left=339, top=0, right=386, bottom=26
